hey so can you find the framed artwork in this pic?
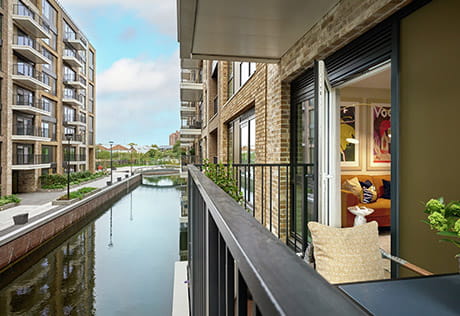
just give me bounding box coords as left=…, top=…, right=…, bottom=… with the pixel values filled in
left=369, top=104, right=391, bottom=169
left=340, top=103, right=360, bottom=169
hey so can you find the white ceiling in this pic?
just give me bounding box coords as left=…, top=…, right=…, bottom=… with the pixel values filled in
left=349, top=67, right=391, bottom=89
left=179, top=0, right=339, bottom=61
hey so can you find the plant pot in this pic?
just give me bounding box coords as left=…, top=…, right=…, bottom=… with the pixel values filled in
left=125, top=174, right=129, bottom=178
left=13, top=213, right=28, bottom=225
left=107, top=181, right=112, bottom=186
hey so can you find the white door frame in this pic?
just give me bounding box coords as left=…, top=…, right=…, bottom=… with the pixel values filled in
left=316, top=60, right=341, bottom=227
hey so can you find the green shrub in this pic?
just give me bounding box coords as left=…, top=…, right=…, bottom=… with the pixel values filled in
left=202, top=160, right=243, bottom=203
left=0, top=195, right=21, bottom=206
left=40, top=171, right=106, bottom=189
left=59, top=187, right=97, bottom=200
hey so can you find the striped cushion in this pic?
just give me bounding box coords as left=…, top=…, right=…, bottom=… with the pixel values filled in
left=362, top=185, right=378, bottom=203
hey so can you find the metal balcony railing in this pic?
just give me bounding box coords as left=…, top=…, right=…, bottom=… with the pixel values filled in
left=13, top=125, right=51, bottom=138
left=62, top=134, right=83, bottom=142
left=13, top=4, right=50, bottom=33
left=13, top=154, right=51, bottom=165
left=14, top=96, right=51, bottom=112
left=13, top=64, right=48, bottom=84
left=187, top=165, right=366, bottom=315
left=63, top=74, right=87, bottom=86
left=63, top=32, right=87, bottom=47
left=63, top=154, right=86, bottom=162
left=181, top=69, right=202, bottom=83
left=181, top=120, right=202, bottom=129
left=63, top=48, right=84, bottom=63
left=13, top=35, right=42, bottom=51
left=63, top=91, right=84, bottom=103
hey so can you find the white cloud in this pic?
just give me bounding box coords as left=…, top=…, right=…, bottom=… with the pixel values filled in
left=95, top=53, right=180, bottom=145
left=59, top=0, right=176, bottom=36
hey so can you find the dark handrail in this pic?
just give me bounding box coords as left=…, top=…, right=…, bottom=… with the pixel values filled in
left=14, top=96, right=50, bottom=112
left=13, top=154, right=53, bottom=165
left=13, top=125, right=52, bottom=138
left=13, top=64, right=49, bottom=85
left=188, top=165, right=367, bottom=315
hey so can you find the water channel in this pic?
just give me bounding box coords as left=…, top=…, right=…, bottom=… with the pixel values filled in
left=0, top=176, right=186, bottom=315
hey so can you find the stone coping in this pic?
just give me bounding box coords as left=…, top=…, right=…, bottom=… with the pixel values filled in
left=0, top=203, right=20, bottom=212
left=0, top=174, right=142, bottom=247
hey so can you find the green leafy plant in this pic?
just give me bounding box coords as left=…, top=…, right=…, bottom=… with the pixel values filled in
left=423, top=197, right=460, bottom=256
left=59, top=187, right=97, bottom=200
left=40, top=171, right=107, bottom=189
left=0, top=195, right=21, bottom=206
left=202, top=160, right=243, bottom=203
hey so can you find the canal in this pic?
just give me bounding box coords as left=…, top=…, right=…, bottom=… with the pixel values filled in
left=0, top=176, right=186, bottom=315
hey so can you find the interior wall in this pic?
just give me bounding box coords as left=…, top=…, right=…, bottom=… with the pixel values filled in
left=399, top=0, right=460, bottom=274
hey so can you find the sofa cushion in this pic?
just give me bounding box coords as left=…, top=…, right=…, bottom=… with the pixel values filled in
left=308, top=221, right=384, bottom=284
left=382, top=179, right=391, bottom=199
left=362, top=185, right=378, bottom=203
left=342, top=177, right=362, bottom=199
left=371, top=175, right=391, bottom=198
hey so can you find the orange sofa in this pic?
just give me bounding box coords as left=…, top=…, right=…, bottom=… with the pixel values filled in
left=341, top=174, right=391, bottom=228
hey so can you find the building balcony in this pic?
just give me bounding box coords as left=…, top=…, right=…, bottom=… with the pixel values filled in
left=12, top=154, right=52, bottom=170
left=180, top=101, right=197, bottom=118
left=12, top=36, right=51, bottom=64
left=63, top=49, right=84, bottom=68
left=12, top=65, right=51, bottom=90
left=181, top=58, right=201, bottom=70
left=63, top=94, right=84, bottom=107
left=180, top=120, right=201, bottom=136
left=12, top=97, right=52, bottom=116
left=63, top=155, right=87, bottom=165
left=63, top=74, right=87, bottom=90
left=12, top=125, right=52, bottom=142
left=63, top=32, right=87, bottom=50
left=180, top=69, right=203, bottom=102
left=12, top=4, right=50, bottom=39
left=62, top=134, right=83, bottom=144
left=64, top=115, right=86, bottom=127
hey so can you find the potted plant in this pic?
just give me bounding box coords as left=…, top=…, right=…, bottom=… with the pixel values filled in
left=423, top=198, right=460, bottom=272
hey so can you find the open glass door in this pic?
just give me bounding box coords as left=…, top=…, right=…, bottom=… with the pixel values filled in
left=316, top=60, right=340, bottom=226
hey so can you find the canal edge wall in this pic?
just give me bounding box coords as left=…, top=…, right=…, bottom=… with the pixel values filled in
left=0, top=174, right=142, bottom=272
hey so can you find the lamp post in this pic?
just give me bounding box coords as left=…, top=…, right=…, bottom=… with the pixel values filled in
left=64, top=133, right=73, bottom=200
left=130, top=145, right=134, bottom=175
left=109, top=141, right=114, bottom=185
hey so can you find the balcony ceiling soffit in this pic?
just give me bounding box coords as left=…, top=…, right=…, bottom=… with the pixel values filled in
left=179, top=0, right=339, bottom=62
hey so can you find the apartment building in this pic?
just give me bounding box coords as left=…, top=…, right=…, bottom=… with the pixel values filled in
left=0, top=0, right=96, bottom=194
left=179, top=0, right=460, bottom=279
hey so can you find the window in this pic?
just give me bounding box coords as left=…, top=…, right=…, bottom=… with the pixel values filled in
left=89, top=50, right=95, bottom=81
left=42, top=97, right=55, bottom=116
left=89, top=116, right=94, bottom=131
left=42, top=73, right=56, bottom=94
left=42, top=146, right=54, bottom=163
left=64, top=21, right=76, bottom=40
left=63, top=106, right=75, bottom=122
left=15, top=86, right=34, bottom=106
left=41, top=121, right=50, bottom=138
left=228, top=62, right=234, bottom=98
left=42, top=47, right=55, bottom=74
left=42, top=0, right=57, bottom=29
left=63, top=66, right=75, bottom=81
left=88, top=84, right=94, bottom=113
left=42, top=31, right=57, bottom=50
left=240, top=62, right=256, bottom=86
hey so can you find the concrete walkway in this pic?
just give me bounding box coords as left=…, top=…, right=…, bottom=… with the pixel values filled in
left=0, top=167, right=145, bottom=234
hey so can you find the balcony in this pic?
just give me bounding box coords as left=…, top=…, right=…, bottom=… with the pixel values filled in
left=12, top=125, right=52, bottom=142
left=180, top=69, right=203, bottom=102
left=62, top=134, right=83, bottom=144
left=12, top=4, right=50, bottom=39
left=63, top=49, right=84, bottom=68
left=180, top=101, right=197, bottom=118
left=180, top=120, right=201, bottom=136
left=12, top=154, right=52, bottom=170
left=12, top=36, right=51, bottom=64
left=63, top=93, right=84, bottom=107
left=63, top=32, right=87, bottom=50
left=63, top=154, right=87, bottom=165
left=63, top=74, right=87, bottom=90
left=64, top=114, right=86, bottom=127
left=186, top=165, right=365, bottom=315
left=12, top=97, right=52, bottom=116
left=12, top=65, right=51, bottom=90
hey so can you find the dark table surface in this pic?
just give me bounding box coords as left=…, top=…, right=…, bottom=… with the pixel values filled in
left=339, top=274, right=460, bottom=316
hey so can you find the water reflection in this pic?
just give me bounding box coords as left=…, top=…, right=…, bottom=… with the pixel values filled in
left=0, top=224, right=96, bottom=315
left=0, top=181, right=184, bottom=315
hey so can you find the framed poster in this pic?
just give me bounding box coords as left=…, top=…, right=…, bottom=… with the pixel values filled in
left=369, top=104, right=391, bottom=169
left=340, top=103, right=361, bottom=169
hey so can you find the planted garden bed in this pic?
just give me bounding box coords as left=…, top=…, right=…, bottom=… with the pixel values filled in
left=40, top=171, right=107, bottom=191
left=52, top=187, right=99, bottom=205
left=0, top=195, right=21, bottom=211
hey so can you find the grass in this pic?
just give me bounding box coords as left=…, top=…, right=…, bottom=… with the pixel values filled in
left=58, top=187, right=97, bottom=200
left=0, top=195, right=21, bottom=206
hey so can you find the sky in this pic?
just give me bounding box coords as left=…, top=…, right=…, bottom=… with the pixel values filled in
left=60, top=0, right=180, bottom=147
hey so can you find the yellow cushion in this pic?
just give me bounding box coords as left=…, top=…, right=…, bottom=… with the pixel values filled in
left=308, top=221, right=384, bottom=284
left=342, top=177, right=362, bottom=200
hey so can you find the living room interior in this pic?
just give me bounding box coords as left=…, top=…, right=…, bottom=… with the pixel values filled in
left=338, top=64, right=392, bottom=275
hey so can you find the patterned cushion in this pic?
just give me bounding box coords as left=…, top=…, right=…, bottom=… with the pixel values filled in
left=307, top=221, right=384, bottom=284
left=362, top=185, right=378, bottom=203
left=342, top=177, right=363, bottom=199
